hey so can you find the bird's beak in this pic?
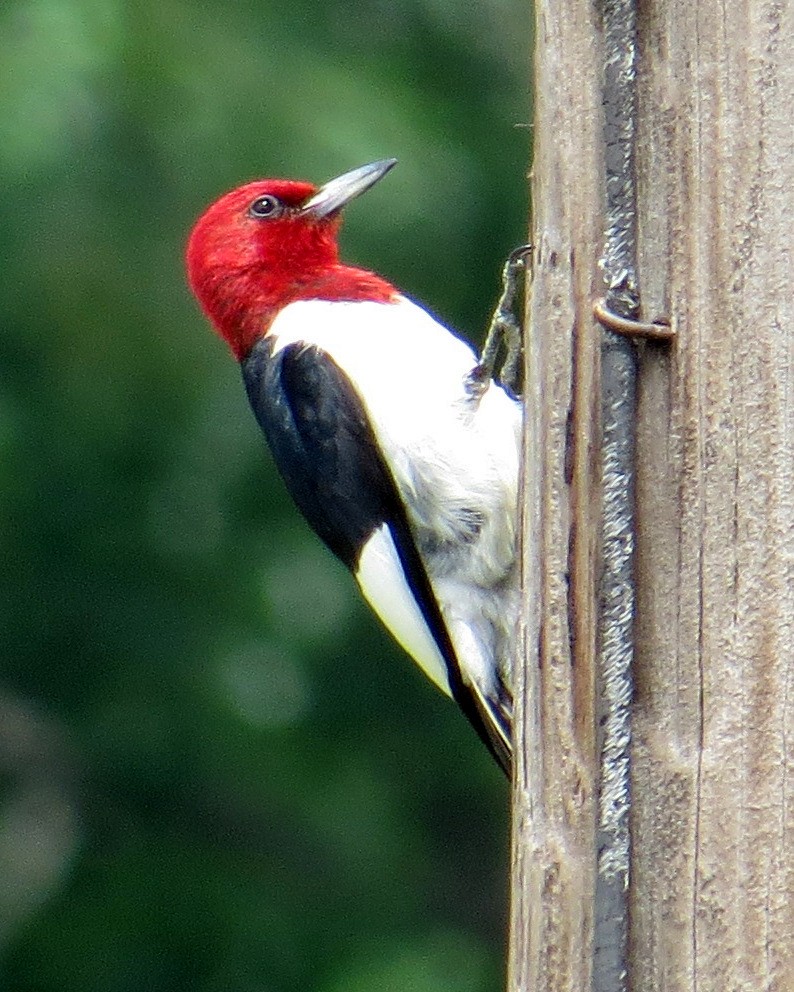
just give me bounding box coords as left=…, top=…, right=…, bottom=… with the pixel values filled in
left=300, top=159, right=397, bottom=219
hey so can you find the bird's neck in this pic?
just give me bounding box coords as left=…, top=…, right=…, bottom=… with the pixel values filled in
left=203, top=263, right=400, bottom=361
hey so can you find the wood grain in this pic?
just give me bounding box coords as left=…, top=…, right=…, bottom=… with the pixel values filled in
left=510, top=2, right=794, bottom=989
left=632, top=2, right=794, bottom=989
left=508, top=0, right=603, bottom=986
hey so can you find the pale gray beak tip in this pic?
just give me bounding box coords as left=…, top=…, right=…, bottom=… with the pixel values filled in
left=301, top=159, right=397, bottom=218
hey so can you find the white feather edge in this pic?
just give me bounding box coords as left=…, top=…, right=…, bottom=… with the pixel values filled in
left=354, top=524, right=451, bottom=697
left=357, top=526, right=511, bottom=765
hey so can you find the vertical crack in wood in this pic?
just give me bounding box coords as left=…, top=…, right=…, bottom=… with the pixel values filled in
left=595, top=0, right=641, bottom=990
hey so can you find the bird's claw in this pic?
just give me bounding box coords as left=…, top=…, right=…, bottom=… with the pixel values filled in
left=467, top=244, right=532, bottom=398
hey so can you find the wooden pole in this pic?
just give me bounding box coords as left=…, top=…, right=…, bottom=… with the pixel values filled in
left=631, top=2, right=794, bottom=989
left=510, top=1, right=794, bottom=990
left=507, top=0, right=603, bottom=986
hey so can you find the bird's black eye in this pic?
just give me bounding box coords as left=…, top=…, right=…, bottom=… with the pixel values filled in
left=248, top=195, right=282, bottom=219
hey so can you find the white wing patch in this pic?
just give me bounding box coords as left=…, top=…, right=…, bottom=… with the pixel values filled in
left=355, top=524, right=451, bottom=696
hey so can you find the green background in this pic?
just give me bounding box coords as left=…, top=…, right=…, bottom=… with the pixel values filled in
left=1, top=1, right=529, bottom=988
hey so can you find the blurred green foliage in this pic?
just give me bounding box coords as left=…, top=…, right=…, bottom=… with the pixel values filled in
left=0, top=0, right=530, bottom=988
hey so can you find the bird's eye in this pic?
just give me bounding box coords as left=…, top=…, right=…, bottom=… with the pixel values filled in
left=248, top=195, right=282, bottom=219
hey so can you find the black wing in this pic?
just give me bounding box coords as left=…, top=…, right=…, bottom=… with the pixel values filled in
left=242, top=337, right=511, bottom=775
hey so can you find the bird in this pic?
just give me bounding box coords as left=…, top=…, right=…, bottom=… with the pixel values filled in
left=185, top=159, right=521, bottom=775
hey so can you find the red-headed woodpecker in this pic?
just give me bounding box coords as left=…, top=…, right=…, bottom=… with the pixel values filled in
left=186, top=160, right=520, bottom=774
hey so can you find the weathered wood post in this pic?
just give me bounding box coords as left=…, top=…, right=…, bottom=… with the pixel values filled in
left=509, top=2, right=794, bottom=990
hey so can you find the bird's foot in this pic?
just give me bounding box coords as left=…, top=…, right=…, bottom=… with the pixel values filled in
left=467, top=244, right=533, bottom=398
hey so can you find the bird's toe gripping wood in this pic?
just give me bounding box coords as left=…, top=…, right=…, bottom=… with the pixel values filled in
left=467, top=244, right=533, bottom=398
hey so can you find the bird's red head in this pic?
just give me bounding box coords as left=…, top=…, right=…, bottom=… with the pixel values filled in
left=186, top=160, right=399, bottom=360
